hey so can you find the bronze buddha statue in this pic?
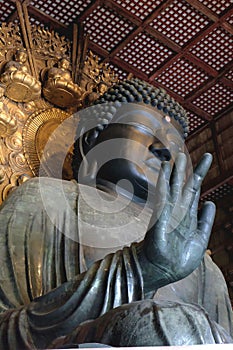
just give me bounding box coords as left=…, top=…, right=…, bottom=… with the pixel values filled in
left=0, top=78, right=232, bottom=349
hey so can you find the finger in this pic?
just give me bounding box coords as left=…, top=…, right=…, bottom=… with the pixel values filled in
left=192, top=153, right=213, bottom=192
left=189, top=188, right=200, bottom=218
left=182, top=153, right=212, bottom=209
left=197, top=201, right=216, bottom=244
left=186, top=188, right=200, bottom=232
left=154, top=161, right=171, bottom=201
left=150, top=161, right=171, bottom=228
left=170, top=153, right=187, bottom=204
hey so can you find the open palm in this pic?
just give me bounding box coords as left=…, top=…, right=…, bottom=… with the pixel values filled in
left=137, top=153, right=216, bottom=293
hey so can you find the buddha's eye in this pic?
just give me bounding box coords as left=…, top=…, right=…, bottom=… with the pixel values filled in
left=149, top=144, right=171, bottom=161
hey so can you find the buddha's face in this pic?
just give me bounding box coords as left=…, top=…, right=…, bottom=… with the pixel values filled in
left=16, top=51, right=27, bottom=63
left=79, top=104, right=187, bottom=206
left=60, top=59, right=70, bottom=70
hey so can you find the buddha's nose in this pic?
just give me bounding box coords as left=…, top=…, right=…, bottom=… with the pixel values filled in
left=149, top=144, right=171, bottom=162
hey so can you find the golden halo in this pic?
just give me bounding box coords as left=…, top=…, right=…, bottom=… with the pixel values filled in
left=23, top=107, right=72, bottom=177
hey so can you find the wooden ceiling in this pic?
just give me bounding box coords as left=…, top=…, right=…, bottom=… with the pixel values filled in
left=1, top=0, right=233, bottom=300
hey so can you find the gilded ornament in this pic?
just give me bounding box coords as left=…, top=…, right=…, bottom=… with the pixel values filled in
left=0, top=101, right=17, bottom=137
left=9, top=151, right=28, bottom=172
left=0, top=22, right=117, bottom=204
left=0, top=22, right=22, bottom=53
left=80, top=51, right=118, bottom=107
left=5, top=132, right=22, bottom=151
left=43, top=57, right=84, bottom=108
left=0, top=49, right=41, bottom=102
left=0, top=86, right=4, bottom=98
left=0, top=166, right=6, bottom=184
left=31, top=25, right=70, bottom=59
left=23, top=107, right=73, bottom=178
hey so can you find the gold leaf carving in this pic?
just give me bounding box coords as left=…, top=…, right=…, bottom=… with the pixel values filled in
left=0, top=49, right=41, bottom=102
left=31, top=25, right=70, bottom=59
left=0, top=101, right=17, bottom=137
left=0, top=21, right=118, bottom=205
left=23, top=107, right=72, bottom=177
left=0, top=99, right=33, bottom=204
left=0, top=23, right=22, bottom=51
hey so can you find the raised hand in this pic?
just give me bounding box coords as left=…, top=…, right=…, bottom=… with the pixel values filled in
left=136, top=153, right=216, bottom=294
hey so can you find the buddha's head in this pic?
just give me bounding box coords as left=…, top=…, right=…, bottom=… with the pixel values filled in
left=15, top=49, right=27, bottom=64
left=59, top=57, right=70, bottom=70
left=97, top=82, right=108, bottom=94
left=72, top=78, right=189, bottom=206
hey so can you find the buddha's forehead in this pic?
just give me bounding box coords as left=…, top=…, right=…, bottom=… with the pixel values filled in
left=111, top=103, right=183, bottom=139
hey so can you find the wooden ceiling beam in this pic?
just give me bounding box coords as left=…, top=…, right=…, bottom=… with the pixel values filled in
left=101, top=0, right=141, bottom=26
left=147, top=6, right=233, bottom=82
left=146, top=27, right=181, bottom=53
left=87, top=40, right=147, bottom=80
left=82, top=0, right=177, bottom=62
left=108, top=56, right=148, bottom=81
left=183, top=102, right=212, bottom=121
left=185, top=60, right=233, bottom=102
left=184, top=52, right=218, bottom=77
left=185, top=78, right=217, bottom=103
left=103, top=0, right=175, bottom=28
left=185, top=0, right=219, bottom=22
left=147, top=23, right=216, bottom=82
left=220, top=77, right=233, bottom=90
left=102, top=0, right=176, bottom=59
left=27, top=5, right=67, bottom=30
left=148, top=53, right=181, bottom=82
left=87, top=41, right=109, bottom=59
left=222, top=22, right=233, bottom=35
left=201, top=171, right=233, bottom=197
left=142, top=0, right=176, bottom=27
left=210, top=121, right=225, bottom=173
left=75, top=0, right=101, bottom=23
left=106, top=27, right=142, bottom=60
left=5, top=9, right=18, bottom=23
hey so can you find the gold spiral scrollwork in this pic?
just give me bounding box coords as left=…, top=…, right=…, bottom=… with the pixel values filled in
left=0, top=166, right=6, bottom=184
left=0, top=101, right=17, bottom=137
left=9, top=151, right=27, bottom=172
left=5, top=133, right=22, bottom=151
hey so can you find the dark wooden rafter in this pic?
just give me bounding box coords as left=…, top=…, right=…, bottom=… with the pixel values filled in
left=201, top=171, right=233, bottom=197
left=185, top=0, right=230, bottom=22
left=209, top=120, right=226, bottom=171
left=74, top=0, right=233, bottom=120
left=78, top=0, right=176, bottom=61
left=27, top=5, right=67, bottom=32
left=149, top=8, right=233, bottom=79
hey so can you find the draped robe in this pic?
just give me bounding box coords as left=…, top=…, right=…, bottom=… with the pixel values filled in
left=0, top=178, right=232, bottom=348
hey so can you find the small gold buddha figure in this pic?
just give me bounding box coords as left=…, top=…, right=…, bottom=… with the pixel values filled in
left=43, top=57, right=83, bottom=108
left=0, top=49, right=41, bottom=103
left=84, top=81, right=108, bottom=106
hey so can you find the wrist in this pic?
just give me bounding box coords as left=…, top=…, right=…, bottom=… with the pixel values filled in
left=134, top=241, right=172, bottom=294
